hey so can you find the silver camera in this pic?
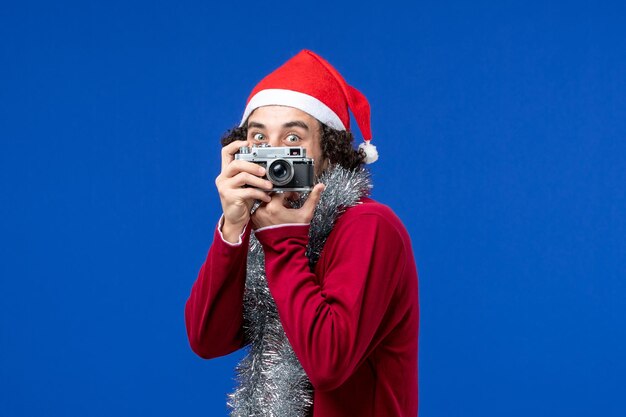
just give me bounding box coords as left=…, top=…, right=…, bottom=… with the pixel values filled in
left=235, top=145, right=315, bottom=192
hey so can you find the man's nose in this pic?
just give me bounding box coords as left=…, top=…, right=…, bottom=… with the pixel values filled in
left=268, top=137, right=281, bottom=147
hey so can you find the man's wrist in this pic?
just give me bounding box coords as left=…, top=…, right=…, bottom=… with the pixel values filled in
left=220, top=217, right=248, bottom=245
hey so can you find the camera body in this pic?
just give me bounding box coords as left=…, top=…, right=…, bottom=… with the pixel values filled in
left=235, top=145, right=315, bottom=192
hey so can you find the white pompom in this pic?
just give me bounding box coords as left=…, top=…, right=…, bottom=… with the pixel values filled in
left=359, top=140, right=379, bottom=164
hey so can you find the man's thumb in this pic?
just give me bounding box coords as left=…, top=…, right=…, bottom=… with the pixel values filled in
left=304, top=183, right=325, bottom=211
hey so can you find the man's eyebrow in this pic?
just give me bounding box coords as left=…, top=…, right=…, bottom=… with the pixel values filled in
left=247, top=121, right=265, bottom=129
left=282, top=121, right=309, bottom=130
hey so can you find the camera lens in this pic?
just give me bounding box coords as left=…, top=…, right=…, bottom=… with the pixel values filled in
left=267, top=159, right=294, bottom=186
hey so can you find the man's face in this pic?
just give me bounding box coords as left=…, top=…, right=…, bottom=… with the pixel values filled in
left=246, top=105, right=325, bottom=175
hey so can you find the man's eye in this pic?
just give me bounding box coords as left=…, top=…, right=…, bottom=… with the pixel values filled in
left=253, top=133, right=266, bottom=141
left=286, top=134, right=300, bottom=143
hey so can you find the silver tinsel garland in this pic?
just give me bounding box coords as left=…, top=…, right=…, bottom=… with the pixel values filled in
left=227, top=165, right=373, bottom=417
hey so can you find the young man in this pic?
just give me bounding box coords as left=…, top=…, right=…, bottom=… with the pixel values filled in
left=185, top=50, right=419, bottom=417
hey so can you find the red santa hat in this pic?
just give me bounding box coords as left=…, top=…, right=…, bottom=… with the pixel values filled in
left=240, top=49, right=378, bottom=164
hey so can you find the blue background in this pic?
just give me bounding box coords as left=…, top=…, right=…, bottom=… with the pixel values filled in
left=1, top=1, right=625, bottom=416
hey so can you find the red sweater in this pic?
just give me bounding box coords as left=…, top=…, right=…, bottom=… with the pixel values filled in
left=185, top=198, right=419, bottom=416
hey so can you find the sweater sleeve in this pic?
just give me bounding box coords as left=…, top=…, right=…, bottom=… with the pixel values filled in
left=255, top=209, right=407, bottom=391
left=184, top=219, right=251, bottom=359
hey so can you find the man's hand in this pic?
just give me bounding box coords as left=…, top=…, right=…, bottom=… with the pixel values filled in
left=251, top=184, right=325, bottom=229
left=215, top=140, right=273, bottom=243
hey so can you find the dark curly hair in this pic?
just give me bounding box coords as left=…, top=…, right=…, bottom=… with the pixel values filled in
left=220, top=122, right=365, bottom=171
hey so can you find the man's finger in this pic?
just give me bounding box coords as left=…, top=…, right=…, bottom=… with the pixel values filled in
left=302, top=183, right=325, bottom=212
left=223, top=161, right=269, bottom=183
left=228, top=172, right=273, bottom=190
left=232, top=188, right=272, bottom=204
left=267, top=191, right=288, bottom=207
left=221, top=140, right=249, bottom=170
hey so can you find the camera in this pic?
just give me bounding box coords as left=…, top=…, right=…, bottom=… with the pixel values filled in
left=235, top=145, right=315, bottom=192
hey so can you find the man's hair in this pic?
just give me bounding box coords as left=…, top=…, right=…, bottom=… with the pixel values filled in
left=220, top=122, right=366, bottom=171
